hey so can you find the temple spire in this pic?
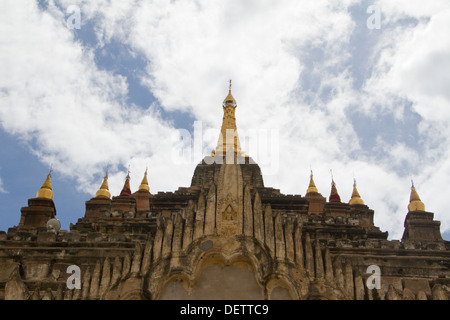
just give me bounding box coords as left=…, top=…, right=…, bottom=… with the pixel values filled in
left=95, top=172, right=111, bottom=199
left=408, top=180, right=425, bottom=212
left=349, top=179, right=364, bottom=205
left=138, top=168, right=150, bottom=192
left=120, top=170, right=132, bottom=196
left=36, top=171, right=54, bottom=200
left=212, top=80, right=244, bottom=157
left=306, top=170, right=319, bottom=194
left=329, top=173, right=341, bottom=203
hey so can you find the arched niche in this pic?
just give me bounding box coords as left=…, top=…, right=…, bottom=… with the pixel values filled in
left=266, top=278, right=296, bottom=300
left=159, top=254, right=264, bottom=300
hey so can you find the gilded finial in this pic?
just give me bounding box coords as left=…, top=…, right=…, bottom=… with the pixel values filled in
left=215, top=81, right=242, bottom=157
left=138, top=167, right=150, bottom=192
left=306, top=170, right=319, bottom=194
left=349, top=178, right=364, bottom=205
left=36, top=170, right=54, bottom=200
left=408, top=180, right=425, bottom=212
left=95, top=171, right=111, bottom=199
left=223, top=80, right=236, bottom=105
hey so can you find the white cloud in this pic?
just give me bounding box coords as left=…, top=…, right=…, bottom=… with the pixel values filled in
left=0, top=1, right=193, bottom=196
left=0, top=0, right=449, bottom=240
left=0, top=176, right=6, bottom=194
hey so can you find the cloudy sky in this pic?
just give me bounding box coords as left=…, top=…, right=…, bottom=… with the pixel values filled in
left=0, top=0, right=449, bottom=241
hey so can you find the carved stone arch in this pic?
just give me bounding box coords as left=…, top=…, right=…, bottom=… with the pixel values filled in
left=265, top=276, right=300, bottom=300
left=156, top=273, right=193, bottom=300
left=190, top=249, right=264, bottom=284
left=157, top=240, right=274, bottom=300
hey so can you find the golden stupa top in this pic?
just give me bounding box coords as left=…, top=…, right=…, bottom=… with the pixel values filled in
left=138, top=169, right=150, bottom=192
left=223, top=80, right=236, bottom=105
left=36, top=172, right=54, bottom=200
left=349, top=179, right=364, bottom=205
left=306, top=171, right=319, bottom=194
left=408, top=181, right=425, bottom=212
left=95, top=172, right=111, bottom=199
left=212, top=80, right=245, bottom=156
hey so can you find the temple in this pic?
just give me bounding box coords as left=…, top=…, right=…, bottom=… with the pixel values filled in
left=0, top=85, right=448, bottom=300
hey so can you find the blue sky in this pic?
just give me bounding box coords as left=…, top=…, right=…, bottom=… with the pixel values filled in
left=0, top=0, right=449, bottom=241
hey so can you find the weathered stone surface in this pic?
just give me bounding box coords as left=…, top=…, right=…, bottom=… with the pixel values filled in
left=0, top=159, right=448, bottom=300
left=5, top=267, right=30, bottom=300
left=243, top=185, right=253, bottom=237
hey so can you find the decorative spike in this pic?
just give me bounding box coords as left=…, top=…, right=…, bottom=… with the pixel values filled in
left=264, top=204, right=275, bottom=257
left=194, top=194, right=206, bottom=239
left=131, top=242, right=143, bottom=276
left=253, top=191, right=264, bottom=244
left=213, top=81, right=245, bottom=157
left=81, top=266, right=91, bottom=300
left=408, top=181, right=425, bottom=212
left=349, top=179, right=364, bottom=205
left=314, top=240, right=324, bottom=279
left=294, top=223, right=304, bottom=268
left=89, top=261, right=101, bottom=299
left=122, top=253, right=131, bottom=279
left=274, top=213, right=285, bottom=259
left=162, top=219, right=174, bottom=258
left=36, top=171, right=54, bottom=200
left=120, top=171, right=132, bottom=196
left=344, top=261, right=354, bottom=298
left=354, top=271, right=365, bottom=300
left=324, top=248, right=333, bottom=282
left=306, top=170, right=319, bottom=194
left=110, top=256, right=122, bottom=288
left=99, top=258, right=111, bottom=299
left=152, top=223, right=164, bottom=262
left=95, top=172, right=111, bottom=199
left=243, top=185, right=253, bottom=237
left=204, top=185, right=216, bottom=235
left=138, top=168, right=150, bottom=192
left=329, top=179, right=341, bottom=203
left=304, top=233, right=314, bottom=278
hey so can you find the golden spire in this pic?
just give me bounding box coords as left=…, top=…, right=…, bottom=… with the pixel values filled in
left=138, top=168, right=150, bottom=192
left=306, top=170, right=319, bottom=194
left=36, top=171, right=54, bottom=200
left=349, top=179, right=364, bottom=205
left=408, top=180, right=425, bottom=212
left=223, top=80, right=236, bottom=104
left=95, top=172, right=111, bottom=199
left=212, top=80, right=244, bottom=157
